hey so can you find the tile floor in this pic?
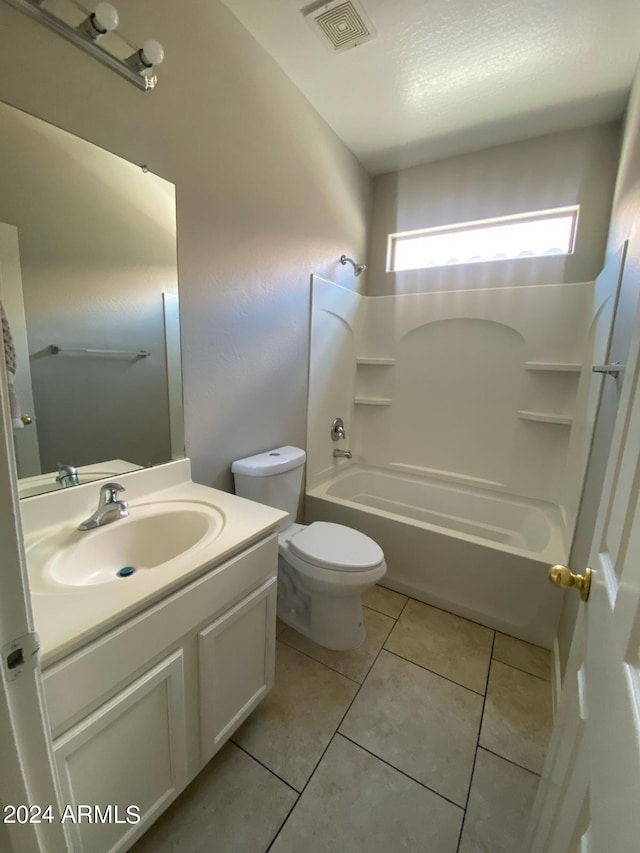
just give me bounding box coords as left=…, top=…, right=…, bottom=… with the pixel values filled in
left=133, top=586, right=553, bottom=853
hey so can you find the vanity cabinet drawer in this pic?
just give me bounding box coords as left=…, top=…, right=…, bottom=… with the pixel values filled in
left=199, top=576, right=277, bottom=764
left=43, top=534, right=277, bottom=736
left=52, top=649, right=188, bottom=853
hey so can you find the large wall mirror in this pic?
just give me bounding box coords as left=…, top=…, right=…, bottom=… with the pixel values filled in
left=0, top=100, right=183, bottom=498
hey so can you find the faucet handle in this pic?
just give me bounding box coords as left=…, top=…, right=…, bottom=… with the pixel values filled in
left=331, top=417, right=346, bottom=441
left=99, top=482, right=126, bottom=504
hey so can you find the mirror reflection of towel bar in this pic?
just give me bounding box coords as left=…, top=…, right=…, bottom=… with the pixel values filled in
left=50, top=345, right=150, bottom=358
left=592, top=362, right=623, bottom=378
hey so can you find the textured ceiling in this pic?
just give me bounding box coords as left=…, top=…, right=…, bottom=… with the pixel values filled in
left=221, top=0, right=640, bottom=174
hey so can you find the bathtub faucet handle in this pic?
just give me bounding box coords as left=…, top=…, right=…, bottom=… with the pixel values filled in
left=331, top=417, right=346, bottom=441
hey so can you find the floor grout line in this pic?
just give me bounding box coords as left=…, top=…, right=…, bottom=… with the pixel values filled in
left=382, top=647, right=488, bottom=697
left=275, top=608, right=397, bottom=687
left=268, top=590, right=491, bottom=849
left=336, top=731, right=466, bottom=813
left=230, top=740, right=302, bottom=795
left=274, top=637, right=363, bottom=686
left=456, top=630, right=497, bottom=853
left=396, top=595, right=411, bottom=619
left=476, top=745, right=542, bottom=778
left=267, top=604, right=398, bottom=849
left=360, top=596, right=408, bottom=620
left=362, top=605, right=406, bottom=619
left=261, top=588, right=551, bottom=852
left=363, top=603, right=396, bottom=618
left=381, top=592, right=550, bottom=662
left=397, top=593, right=505, bottom=636
left=134, top=587, right=553, bottom=851
left=494, top=628, right=550, bottom=653
left=482, top=634, right=496, bottom=695
left=491, top=657, right=552, bottom=683
left=264, top=797, right=299, bottom=853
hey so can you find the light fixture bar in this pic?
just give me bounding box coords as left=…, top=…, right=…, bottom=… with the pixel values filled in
left=2, top=0, right=155, bottom=90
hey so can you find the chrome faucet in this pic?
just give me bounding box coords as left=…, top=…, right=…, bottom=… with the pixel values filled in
left=56, top=462, right=79, bottom=488
left=333, top=449, right=352, bottom=459
left=78, top=482, right=128, bottom=530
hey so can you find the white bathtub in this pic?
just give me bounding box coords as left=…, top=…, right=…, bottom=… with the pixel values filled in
left=306, top=465, right=568, bottom=647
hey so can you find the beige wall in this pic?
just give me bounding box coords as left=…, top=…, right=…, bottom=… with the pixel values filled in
left=558, top=59, right=640, bottom=674
left=366, top=124, right=621, bottom=296
left=0, top=0, right=371, bottom=491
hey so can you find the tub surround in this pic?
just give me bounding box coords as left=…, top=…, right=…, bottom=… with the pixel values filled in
left=305, top=276, right=611, bottom=645
left=21, top=459, right=286, bottom=666
left=308, top=276, right=601, bottom=520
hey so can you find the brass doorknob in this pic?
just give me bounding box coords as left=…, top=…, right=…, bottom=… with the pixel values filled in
left=20, top=414, right=32, bottom=425
left=548, top=564, right=592, bottom=601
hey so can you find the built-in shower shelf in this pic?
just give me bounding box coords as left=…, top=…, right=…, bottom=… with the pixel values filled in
left=354, top=397, right=393, bottom=406
left=356, top=358, right=396, bottom=365
left=518, top=410, right=573, bottom=425
left=524, top=362, right=582, bottom=372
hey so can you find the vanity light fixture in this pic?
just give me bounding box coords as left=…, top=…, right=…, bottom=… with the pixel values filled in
left=2, top=0, right=165, bottom=90
left=340, top=254, right=367, bottom=277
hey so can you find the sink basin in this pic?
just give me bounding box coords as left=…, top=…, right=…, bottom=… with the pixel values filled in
left=27, top=500, right=225, bottom=593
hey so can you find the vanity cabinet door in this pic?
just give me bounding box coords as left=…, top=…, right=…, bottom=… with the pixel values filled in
left=199, top=576, right=277, bottom=764
left=52, top=649, right=188, bottom=853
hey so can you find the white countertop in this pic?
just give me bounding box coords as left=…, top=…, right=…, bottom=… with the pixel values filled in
left=20, top=460, right=286, bottom=666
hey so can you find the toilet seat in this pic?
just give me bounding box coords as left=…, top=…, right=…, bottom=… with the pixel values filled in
left=289, top=521, right=384, bottom=572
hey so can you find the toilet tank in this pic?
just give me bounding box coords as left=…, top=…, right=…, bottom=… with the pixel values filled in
left=231, top=446, right=306, bottom=529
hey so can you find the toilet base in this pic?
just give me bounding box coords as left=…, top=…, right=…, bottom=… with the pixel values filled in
left=309, top=592, right=366, bottom=650
left=276, top=594, right=366, bottom=651
left=276, top=558, right=368, bottom=650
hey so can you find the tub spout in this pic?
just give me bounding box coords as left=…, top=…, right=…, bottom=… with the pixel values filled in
left=333, top=449, right=352, bottom=459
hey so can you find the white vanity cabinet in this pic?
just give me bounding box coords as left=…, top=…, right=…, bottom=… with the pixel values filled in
left=51, top=651, right=188, bottom=853
left=41, top=534, right=278, bottom=853
left=199, top=579, right=276, bottom=764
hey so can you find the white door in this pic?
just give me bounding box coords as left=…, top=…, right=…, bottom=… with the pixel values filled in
left=528, top=284, right=640, bottom=850
left=0, top=222, right=41, bottom=477
left=0, top=299, right=67, bottom=852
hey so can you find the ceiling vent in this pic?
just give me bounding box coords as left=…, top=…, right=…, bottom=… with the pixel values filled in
left=304, top=0, right=377, bottom=54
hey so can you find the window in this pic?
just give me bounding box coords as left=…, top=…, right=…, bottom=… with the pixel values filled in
left=387, top=206, right=579, bottom=272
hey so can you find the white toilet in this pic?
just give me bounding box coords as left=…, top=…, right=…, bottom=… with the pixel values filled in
left=232, top=446, right=386, bottom=650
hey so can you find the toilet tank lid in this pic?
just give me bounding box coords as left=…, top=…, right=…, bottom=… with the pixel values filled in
left=231, top=446, right=306, bottom=477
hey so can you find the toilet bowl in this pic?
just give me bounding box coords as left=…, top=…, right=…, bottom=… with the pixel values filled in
left=278, top=521, right=386, bottom=649
left=232, top=447, right=386, bottom=650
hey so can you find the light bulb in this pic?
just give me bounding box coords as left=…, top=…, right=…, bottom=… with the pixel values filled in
left=77, top=2, right=118, bottom=40
left=125, top=39, right=165, bottom=76
left=93, top=2, right=119, bottom=33
left=141, top=40, right=164, bottom=67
